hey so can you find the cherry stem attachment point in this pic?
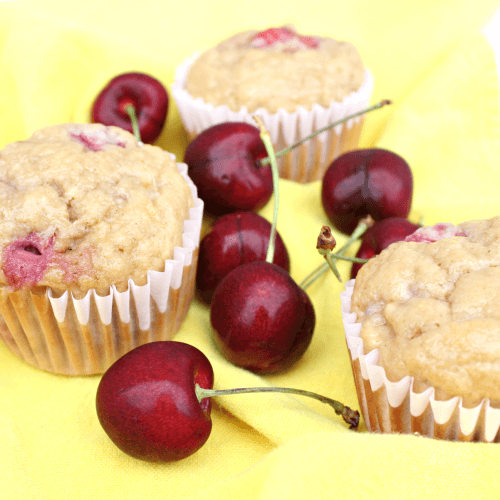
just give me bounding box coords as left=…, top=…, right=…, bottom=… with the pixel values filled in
left=195, top=383, right=360, bottom=429
left=300, top=217, right=373, bottom=289
left=254, top=115, right=280, bottom=264
left=124, top=104, right=142, bottom=142
left=317, top=217, right=374, bottom=283
left=259, top=99, right=392, bottom=166
left=317, top=226, right=342, bottom=281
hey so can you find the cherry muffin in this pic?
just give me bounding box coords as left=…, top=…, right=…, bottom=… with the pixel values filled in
left=172, top=26, right=373, bottom=182
left=0, top=123, right=203, bottom=375
left=341, top=217, right=500, bottom=442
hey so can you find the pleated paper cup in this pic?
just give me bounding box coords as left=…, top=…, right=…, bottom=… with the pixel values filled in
left=0, top=158, right=203, bottom=376
left=172, top=53, right=374, bottom=183
left=340, top=279, right=500, bottom=443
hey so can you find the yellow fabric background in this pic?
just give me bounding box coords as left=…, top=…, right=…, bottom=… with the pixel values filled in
left=1, top=0, right=500, bottom=498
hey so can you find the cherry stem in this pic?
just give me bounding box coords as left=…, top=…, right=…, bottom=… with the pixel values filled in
left=259, top=100, right=392, bottom=166
left=318, top=219, right=374, bottom=283
left=254, top=115, right=280, bottom=264
left=300, top=218, right=372, bottom=289
left=319, top=248, right=343, bottom=281
left=195, top=383, right=360, bottom=429
left=124, top=104, right=142, bottom=142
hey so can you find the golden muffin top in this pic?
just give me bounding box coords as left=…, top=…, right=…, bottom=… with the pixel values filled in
left=185, top=27, right=365, bottom=113
left=0, top=123, right=193, bottom=296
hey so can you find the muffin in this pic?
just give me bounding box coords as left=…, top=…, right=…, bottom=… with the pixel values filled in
left=340, top=217, right=500, bottom=442
left=172, top=26, right=373, bottom=183
left=0, top=123, right=203, bottom=375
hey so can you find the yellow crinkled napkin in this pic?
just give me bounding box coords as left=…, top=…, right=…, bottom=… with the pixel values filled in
left=1, top=1, right=500, bottom=499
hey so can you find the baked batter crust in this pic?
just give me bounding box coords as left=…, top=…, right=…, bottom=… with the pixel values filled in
left=0, top=123, right=193, bottom=296
left=185, top=28, right=365, bottom=113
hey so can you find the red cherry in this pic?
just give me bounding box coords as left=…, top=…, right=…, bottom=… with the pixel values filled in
left=210, top=261, right=315, bottom=374
left=197, top=211, right=290, bottom=303
left=350, top=217, right=421, bottom=279
left=183, top=122, right=272, bottom=216
left=96, top=341, right=213, bottom=462
left=96, top=341, right=359, bottom=462
left=92, top=72, right=169, bottom=144
left=321, top=148, right=413, bottom=235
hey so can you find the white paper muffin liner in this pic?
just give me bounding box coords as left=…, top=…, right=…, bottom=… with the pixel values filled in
left=340, top=279, right=500, bottom=442
left=0, top=157, right=203, bottom=376
left=172, top=53, right=374, bottom=183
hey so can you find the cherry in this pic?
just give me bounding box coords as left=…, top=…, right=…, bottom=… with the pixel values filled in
left=197, top=211, right=290, bottom=303
left=96, top=341, right=359, bottom=462
left=211, top=261, right=315, bottom=373
left=96, top=341, right=213, bottom=462
left=92, top=72, right=169, bottom=144
left=185, top=101, right=391, bottom=217
left=184, top=122, right=272, bottom=216
left=321, top=148, right=413, bottom=235
left=350, top=217, right=420, bottom=278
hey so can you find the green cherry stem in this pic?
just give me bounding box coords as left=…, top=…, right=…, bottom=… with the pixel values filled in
left=300, top=217, right=373, bottom=289
left=299, top=264, right=328, bottom=290
left=195, top=383, right=360, bottom=429
left=259, top=99, right=392, bottom=166
left=254, top=115, right=280, bottom=264
left=124, top=104, right=142, bottom=142
left=322, top=250, right=343, bottom=281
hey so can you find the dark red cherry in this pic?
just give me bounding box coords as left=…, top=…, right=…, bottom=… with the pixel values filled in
left=210, top=261, right=315, bottom=374
left=96, top=341, right=214, bottom=463
left=322, top=148, right=413, bottom=235
left=197, top=211, right=290, bottom=303
left=96, top=341, right=359, bottom=463
left=183, top=122, right=272, bottom=216
left=92, top=72, right=169, bottom=144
